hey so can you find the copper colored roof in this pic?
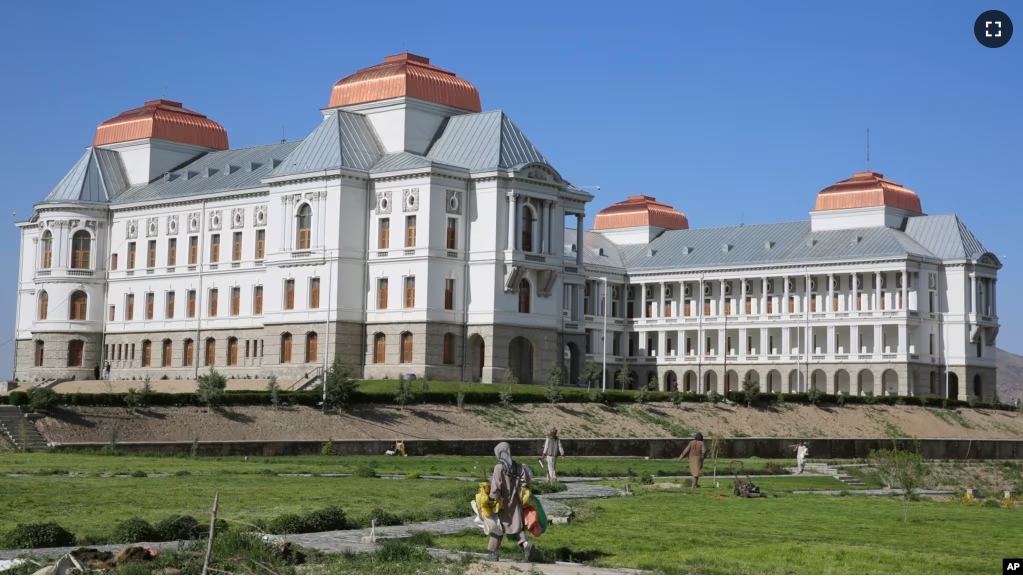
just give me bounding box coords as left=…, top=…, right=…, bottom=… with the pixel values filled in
left=594, top=195, right=690, bottom=231
left=328, top=53, right=481, bottom=112
left=814, top=171, right=922, bottom=213
left=94, top=99, right=229, bottom=150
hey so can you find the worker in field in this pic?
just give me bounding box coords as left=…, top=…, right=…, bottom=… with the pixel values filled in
left=487, top=442, right=535, bottom=562
left=541, top=427, right=565, bottom=482
left=792, top=440, right=809, bottom=474
left=677, top=432, right=706, bottom=488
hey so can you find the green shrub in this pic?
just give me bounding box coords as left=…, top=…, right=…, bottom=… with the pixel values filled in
left=324, top=360, right=359, bottom=412
left=405, top=531, right=435, bottom=547
left=174, top=470, right=191, bottom=476
left=266, top=513, right=306, bottom=535
left=27, top=387, right=59, bottom=413
left=375, top=540, right=432, bottom=563
left=2, top=522, right=76, bottom=548
left=531, top=481, right=568, bottom=494
left=456, top=386, right=466, bottom=411
left=353, top=466, right=376, bottom=478
left=588, top=388, right=606, bottom=404
left=640, top=473, right=654, bottom=485
left=154, top=515, right=205, bottom=541
left=321, top=439, right=336, bottom=456
left=406, top=473, right=421, bottom=480
left=8, top=391, right=28, bottom=406
left=111, top=517, right=159, bottom=544
left=197, top=368, right=227, bottom=410
left=130, top=470, right=148, bottom=478
left=302, top=506, right=348, bottom=532
left=499, top=386, right=514, bottom=407
left=368, top=507, right=402, bottom=527
left=394, top=374, right=415, bottom=411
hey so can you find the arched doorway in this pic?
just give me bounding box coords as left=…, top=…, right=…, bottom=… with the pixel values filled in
left=766, top=369, right=782, bottom=393
left=743, top=370, right=759, bottom=391
left=467, top=334, right=485, bottom=382
left=565, top=342, right=581, bottom=386
left=508, top=336, right=535, bottom=384
left=810, top=369, right=826, bottom=392
left=724, top=370, right=737, bottom=394
left=857, top=369, right=874, bottom=396
left=682, top=370, right=696, bottom=393
left=665, top=370, right=678, bottom=391
left=948, top=372, right=959, bottom=399
left=788, top=370, right=800, bottom=393
left=972, top=374, right=982, bottom=400
left=703, top=370, right=717, bottom=393
left=834, top=369, right=850, bottom=395
left=882, top=370, right=898, bottom=396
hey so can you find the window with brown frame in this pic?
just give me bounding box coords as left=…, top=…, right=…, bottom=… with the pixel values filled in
left=284, top=279, right=295, bottom=310
left=41, top=231, right=53, bottom=269
left=70, top=291, right=87, bottom=320
left=309, top=278, right=320, bottom=309
left=34, top=341, right=44, bottom=367
left=205, top=338, right=216, bottom=366
left=147, top=240, right=156, bottom=268
left=305, top=332, right=317, bottom=363
left=210, top=234, right=220, bottom=263
left=167, top=238, right=176, bottom=266
left=108, top=305, right=115, bottom=321
left=227, top=338, right=238, bottom=366
left=296, top=205, right=312, bottom=249
left=162, top=340, right=172, bottom=367
left=446, top=217, right=457, bottom=250
left=377, top=279, right=388, bottom=309
left=71, top=231, right=91, bottom=269
left=166, top=291, right=175, bottom=319
left=111, top=253, right=118, bottom=271
left=126, top=293, right=135, bottom=320
left=141, top=340, right=152, bottom=367
left=209, top=288, right=218, bottom=317
left=280, top=333, right=292, bottom=363
left=373, top=334, right=385, bottom=364
left=145, top=292, right=154, bottom=319
left=188, top=236, right=198, bottom=265
left=233, top=231, right=242, bottom=261
left=186, top=290, right=196, bottom=318
left=378, top=218, right=389, bottom=249
left=255, top=229, right=265, bottom=259
left=67, top=340, right=84, bottom=367
left=442, top=333, right=454, bottom=365
left=38, top=291, right=48, bottom=320
left=128, top=242, right=136, bottom=268
left=444, top=279, right=454, bottom=310
left=405, top=216, right=416, bottom=247
left=183, top=339, right=194, bottom=367
left=404, top=277, right=415, bottom=308
left=231, top=287, right=240, bottom=316
left=789, top=296, right=796, bottom=313
left=253, top=286, right=263, bottom=314
left=400, top=332, right=412, bottom=363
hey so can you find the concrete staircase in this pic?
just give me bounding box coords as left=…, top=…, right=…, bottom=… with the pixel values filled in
left=802, top=462, right=866, bottom=487
left=0, top=406, right=49, bottom=451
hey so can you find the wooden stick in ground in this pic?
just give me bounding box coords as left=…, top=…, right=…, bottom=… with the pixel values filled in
left=202, top=491, right=220, bottom=575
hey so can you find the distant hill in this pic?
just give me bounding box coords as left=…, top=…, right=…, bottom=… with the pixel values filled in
left=997, top=348, right=1023, bottom=404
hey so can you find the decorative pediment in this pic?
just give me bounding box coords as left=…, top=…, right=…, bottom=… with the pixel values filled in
left=519, top=163, right=562, bottom=184
left=126, top=219, right=139, bottom=239
left=231, top=208, right=245, bottom=229
left=146, top=217, right=159, bottom=237
left=209, top=210, right=223, bottom=231
left=445, top=189, right=462, bottom=215
left=376, top=190, right=392, bottom=214
left=167, top=215, right=179, bottom=235
left=188, top=212, right=201, bottom=233
left=254, top=205, right=268, bottom=227
left=403, top=188, right=420, bottom=212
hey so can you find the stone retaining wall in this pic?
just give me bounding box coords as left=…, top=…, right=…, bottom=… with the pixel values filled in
left=53, top=437, right=1023, bottom=460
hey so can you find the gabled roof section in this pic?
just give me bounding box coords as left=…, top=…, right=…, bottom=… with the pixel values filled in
left=564, top=228, right=628, bottom=270
left=427, top=111, right=548, bottom=171
left=370, top=151, right=466, bottom=174
left=903, top=215, right=987, bottom=259
left=271, top=111, right=383, bottom=177
left=41, top=147, right=129, bottom=205
left=112, top=141, right=301, bottom=205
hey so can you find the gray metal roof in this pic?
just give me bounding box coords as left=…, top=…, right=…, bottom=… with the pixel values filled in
left=564, top=228, right=628, bottom=269
left=270, top=111, right=383, bottom=177
left=41, top=147, right=129, bottom=204
left=370, top=151, right=467, bottom=173
left=903, top=214, right=988, bottom=259
left=427, top=111, right=548, bottom=171
left=112, top=141, right=301, bottom=205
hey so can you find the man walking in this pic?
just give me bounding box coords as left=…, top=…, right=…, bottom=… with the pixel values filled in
left=792, top=440, right=809, bottom=474
left=541, top=427, right=564, bottom=482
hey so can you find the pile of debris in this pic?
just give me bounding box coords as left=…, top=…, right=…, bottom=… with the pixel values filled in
left=5, top=546, right=160, bottom=575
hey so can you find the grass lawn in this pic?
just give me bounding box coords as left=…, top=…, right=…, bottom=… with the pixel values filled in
left=0, top=475, right=471, bottom=544
left=433, top=479, right=1020, bottom=574
left=0, top=452, right=801, bottom=478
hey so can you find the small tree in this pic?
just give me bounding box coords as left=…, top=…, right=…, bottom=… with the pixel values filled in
left=635, top=381, right=651, bottom=404
left=27, top=387, right=59, bottom=414
left=499, top=386, right=514, bottom=408
left=266, top=374, right=281, bottom=410
left=394, top=374, right=416, bottom=412
left=124, top=387, right=142, bottom=415
left=140, top=375, right=153, bottom=395
left=545, top=362, right=564, bottom=404
left=617, top=360, right=634, bottom=391
left=740, top=376, right=760, bottom=408
left=503, top=369, right=519, bottom=386
left=868, top=437, right=930, bottom=522
left=324, top=360, right=359, bottom=412
left=807, top=386, right=823, bottom=406
left=580, top=361, right=602, bottom=389
left=196, top=368, right=227, bottom=411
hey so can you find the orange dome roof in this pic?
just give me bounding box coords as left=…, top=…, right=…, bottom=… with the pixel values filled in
left=94, top=99, right=228, bottom=150
left=328, top=53, right=481, bottom=112
left=594, top=195, right=689, bottom=231
left=814, top=171, right=922, bottom=213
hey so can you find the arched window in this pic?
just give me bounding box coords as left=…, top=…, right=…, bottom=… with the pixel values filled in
left=227, top=337, right=238, bottom=366
left=400, top=332, right=413, bottom=364
left=442, top=333, right=455, bottom=365
left=521, top=205, right=535, bottom=252
left=280, top=333, right=292, bottom=363
left=38, top=291, right=48, bottom=320
left=305, top=332, right=318, bottom=363
left=183, top=339, right=194, bottom=367
left=162, top=339, right=173, bottom=367
left=34, top=340, right=44, bottom=367
left=69, top=291, right=88, bottom=320
left=68, top=339, right=84, bottom=367
left=41, top=231, right=53, bottom=269
left=296, top=204, right=312, bottom=250
left=373, top=334, right=386, bottom=364
left=518, top=279, right=531, bottom=314
left=204, top=338, right=216, bottom=366
left=71, top=230, right=92, bottom=269
left=141, top=340, right=152, bottom=367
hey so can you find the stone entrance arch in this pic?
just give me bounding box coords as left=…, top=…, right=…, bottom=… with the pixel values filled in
left=857, top=369, right=875, bottom=396
left=882, top=370, right=898, bottom=396
left=948, top=372, right=959, bottom=399
left=724, top=370, right=738, bottom=394
left=682, top=370, right=697, bottom=393
left=665, top=370, right=678, bottom=391
left=788, top=370, right=800, bottom=393
left=811, top=369, right=827, bottom=392
left=467, top=334, right=485, bottom=382
left=834, top=369, right=851, bottom=395
left=703, top=370, right=717, bottom=393
left=508, top=336, right=535, bottom=384
left=565, top=342, right=581, bottom=385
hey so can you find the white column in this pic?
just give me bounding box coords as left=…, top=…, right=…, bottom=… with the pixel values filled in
left=575, top=214, right=584, bottom=265
left=874, top=324, right=882, bottom=354
left=782, top=276, right=789, bottom=314
left=970, top=274, right=977, bottom=314
left=719, top=280, right=726, bottom=317
left=660, top=282, right=666, bottom=319
left=641, top=283, right=647, bottom=318
left=902, top=271, right=909, bottom=311
left=739, top=327, right=748, bottom=355
left=760, top=327, right=768, bottom=354
left=826, top=325, right=835, bottom=354
left=507, top=193, right=518, bottom=251
left=898, top=324, right=907, bottom=354
left=658, top=331, right=666, bottom=358
left=992, top=279, right=997, bottom=317
left=828, top=273, right=835, bottom=312
left=547, top=202, right=555, bottom=255
left=874, top=272, right=882, bottom=311
left=852, top=274, right=859, bottom=311
left=761, top=277, right=768, bottom=315
left=740, top=277, right=747, bottom=316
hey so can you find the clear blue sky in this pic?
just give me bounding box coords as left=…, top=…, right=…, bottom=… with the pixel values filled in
left=1, top=1, right=1019, bottom=376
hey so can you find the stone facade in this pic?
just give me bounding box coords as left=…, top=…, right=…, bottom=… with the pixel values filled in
left=364, top=321, right=465, bottom=382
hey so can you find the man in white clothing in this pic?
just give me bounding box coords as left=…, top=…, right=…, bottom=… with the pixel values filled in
left=793, top=440, right=809, bottom=474
left=541, top=427, right=565, bottom=482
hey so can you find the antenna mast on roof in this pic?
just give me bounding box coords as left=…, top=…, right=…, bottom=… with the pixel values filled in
left=281, top=125, right=285, bottom=143
left=866, top=128, right=870, bottom=171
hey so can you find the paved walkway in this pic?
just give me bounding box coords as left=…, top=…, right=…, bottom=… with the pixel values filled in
left=791, top=489, right=956, bottom=496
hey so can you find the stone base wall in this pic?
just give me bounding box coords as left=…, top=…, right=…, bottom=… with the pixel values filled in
left=363, top=322, right=466, bottom=382
left=14, top=332, right=103, bottom=382
left=471, top=324, right=560, bottom=385
left=262, top=321, right=363, bottom=381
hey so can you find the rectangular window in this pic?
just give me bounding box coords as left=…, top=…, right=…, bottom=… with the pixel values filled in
left=111, top=253, right=118, bottom=271
left=126, top=294, right=135, bottom=320
left=377, top=278, right=388, bottom=309
left=929, top=292, right=935, bottom=313
left=166, top=291, right=175, bottom=319
left=444, top=278, right=455, bottom=310
left=253, top=286, right=263, bottom=314
left=446, top=217, right=457, bottom=250
left=405, top=216, right=416, bottom=248
left=686, top=337, right=693, bottom=355
left=210, top=234, right=220, bottom=263
left=255, top=229, right=265, bottom=260
left=167, top=238, right=177, bottom=266
left=147, top=240, right=156, bottom=268
left=128, top=242, right=136, bottom=268
left=704, top=298, right=711, bottom=316
left=309, top=278, right=320, bottom=308
left=929, top=333, right=935, bottom=355
left=284, top=279, right=295, bottom=310
left=378, top=218, right=390, bottom=249
left=189, top=236, right=198, bottom=265
left=109, top=305, right=115, bottom=321
left=209, top=289, right=218, bottom=316
left=231, top=287, right=240, bottom=316
left=233, top=231, right=242, bottom=261
left=187, top=290, right=196, bottom=318
left=404, top=276, right=415, bottom=308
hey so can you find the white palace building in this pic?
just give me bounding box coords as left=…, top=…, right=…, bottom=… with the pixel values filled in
left=13, top=53, right=1000, bottom=400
